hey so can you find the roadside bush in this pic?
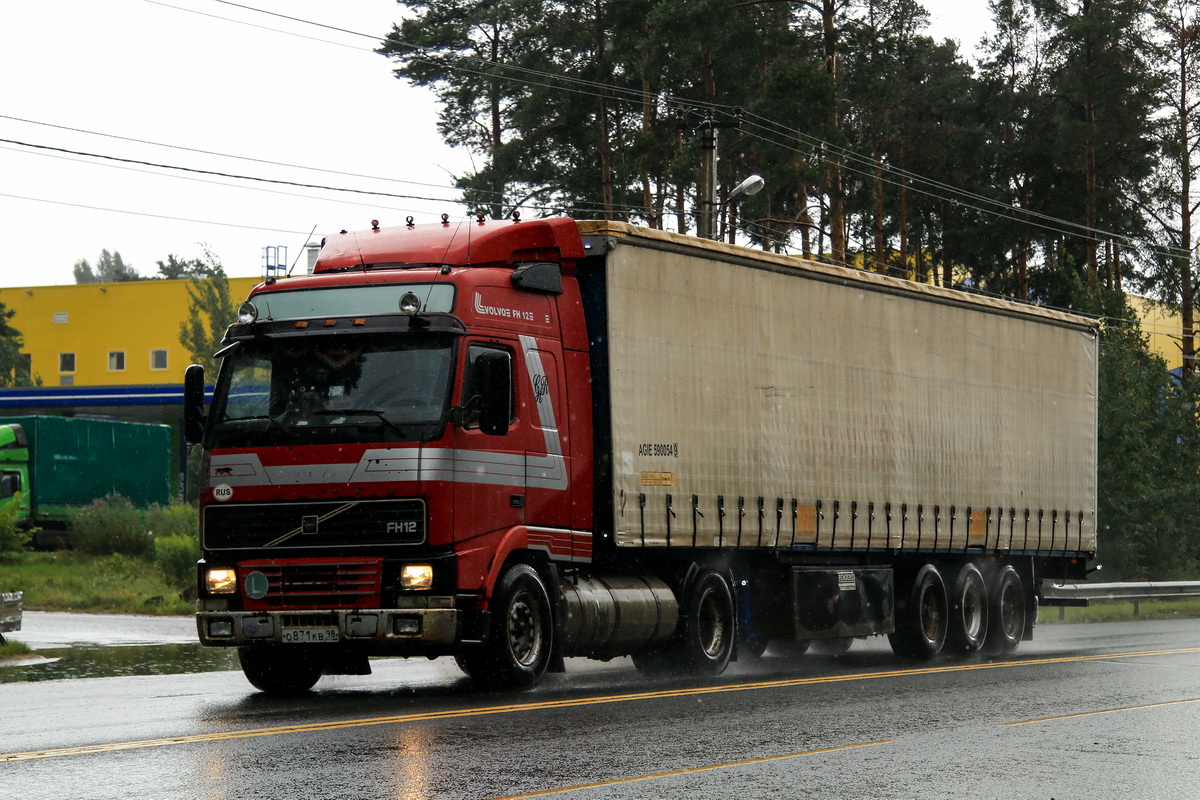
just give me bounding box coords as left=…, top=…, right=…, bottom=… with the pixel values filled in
left=0, top=491, right=30, bottom=558
left=155, top=534, right=199, bottom=590
left=146, top=503, right=198, bottom=543
left=70, top=494, right=152, bottom=557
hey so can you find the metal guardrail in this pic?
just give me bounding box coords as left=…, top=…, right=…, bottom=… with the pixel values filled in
left=1042, top=581, right=1200, bottom=603
left=0, top=591, right=21, bottom=643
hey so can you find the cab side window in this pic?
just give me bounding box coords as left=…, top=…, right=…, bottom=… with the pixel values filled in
left=461, top=344, right=515, bottom=429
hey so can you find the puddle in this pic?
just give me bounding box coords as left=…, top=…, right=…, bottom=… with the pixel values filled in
left=0, top=641, right=239, bottom=682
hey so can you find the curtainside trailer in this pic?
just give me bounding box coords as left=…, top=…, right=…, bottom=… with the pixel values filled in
left=186, top=218, right=1097, bottom=693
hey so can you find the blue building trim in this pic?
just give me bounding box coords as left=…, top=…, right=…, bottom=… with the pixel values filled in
left=0, top=384, right=214, bottom=408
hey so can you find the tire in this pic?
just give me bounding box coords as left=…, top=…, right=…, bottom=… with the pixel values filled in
left=682, top=571, right=736, bottom=675
left=238, top=646, right=324, bottom=694
left=632, top=570, right=735, bottom=677
left=984, top=565, right=1025, bottom=654
left=946, top=562, right=988, bottom=655
left=811, top=637, right=854, bottom=656
left=888, top=563, right=948, bottom=660
left=458, top=564, right=553, bottom=689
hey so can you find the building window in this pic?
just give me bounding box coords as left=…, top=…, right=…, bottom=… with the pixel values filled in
left=108, top=351, right=126, bottom=371
left=59, top=352, right=75, bottom=373
left=59, top=375, right=74, bottom=386
left=150, top=349, right=168, bottom=370
left=53, top=312, right=68, bottom=324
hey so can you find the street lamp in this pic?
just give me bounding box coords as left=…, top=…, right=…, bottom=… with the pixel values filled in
left=719, top=174, right=765, bottom=242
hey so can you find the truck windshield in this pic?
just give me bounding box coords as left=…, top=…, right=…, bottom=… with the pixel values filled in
left=209, top=333, right=455, bottom=446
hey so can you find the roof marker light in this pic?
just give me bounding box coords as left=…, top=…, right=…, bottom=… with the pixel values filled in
left=399, top=292, right=422, bottom=316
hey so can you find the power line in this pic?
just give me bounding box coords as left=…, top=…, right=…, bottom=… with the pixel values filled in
left=0, top=114, right=474, bottom=196
left=0, top=190, right=316, bottom=236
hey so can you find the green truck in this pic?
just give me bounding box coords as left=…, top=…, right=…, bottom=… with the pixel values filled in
left=0, top=416, right=173, bottom=548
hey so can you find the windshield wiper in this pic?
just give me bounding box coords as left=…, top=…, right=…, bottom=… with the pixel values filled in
left=215, top=415, right=296, bottom=437
left=314, top=409, right=408, bottom=438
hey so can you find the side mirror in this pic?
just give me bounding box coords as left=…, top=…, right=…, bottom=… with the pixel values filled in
left=476, top=351, right=511, bottom=436
left=183, top=364, right=207, bottom=445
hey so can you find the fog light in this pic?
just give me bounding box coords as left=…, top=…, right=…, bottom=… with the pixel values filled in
left=206, top=568, right=237, bottom=594
left=400, top=564, right=433, bottom=589
left=393, top=616, right=421, bottom=635
left=208, top=618, right=234, bottom=637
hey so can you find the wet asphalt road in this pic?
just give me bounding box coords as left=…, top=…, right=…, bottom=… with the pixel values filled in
left=2, top=615, right=1199, bottom=799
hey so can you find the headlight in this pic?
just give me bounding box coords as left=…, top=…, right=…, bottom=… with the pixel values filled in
left=206, top=567, right=237, bottom=594
left=400, top=564, right=433, bottom=590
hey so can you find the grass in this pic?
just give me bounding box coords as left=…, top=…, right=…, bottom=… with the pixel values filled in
left=0, top=638, right=32, bottom=658
left=0, top=551, right=194, bottom=616
left=1040, top=597, right=1200, bottom=624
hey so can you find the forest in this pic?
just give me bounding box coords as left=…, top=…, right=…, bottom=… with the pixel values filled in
left=379, top=0, right=1200, bottom=581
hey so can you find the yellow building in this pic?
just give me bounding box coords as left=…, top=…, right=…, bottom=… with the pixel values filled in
left=1128, top=295, right=1185, bottom=372
left=0, top=277, right=260, bottom=388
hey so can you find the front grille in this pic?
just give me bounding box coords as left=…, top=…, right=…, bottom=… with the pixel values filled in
left=204, top=499, right=426, bottom=550
left=240, top=558, right=382, bottom=610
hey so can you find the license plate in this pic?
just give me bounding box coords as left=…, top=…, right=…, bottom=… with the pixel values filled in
left=282, top=627, right=339, bottom=644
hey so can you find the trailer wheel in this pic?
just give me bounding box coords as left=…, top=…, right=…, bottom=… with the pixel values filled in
left=984, top=565, right=1025, bottom=654
left=888, top=564, right=947, bottom=659
left=946, top=563, right=988, bottom=655
left=457, top=564, right=553, bottom=689
left=238, top=646, right=324, bottom=694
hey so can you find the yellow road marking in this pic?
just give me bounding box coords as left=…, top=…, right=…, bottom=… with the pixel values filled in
left=485, top=740, right=897, bottom=800
left=3, top=646, right=1197, bottom=763
left=1002, top=696, right=1200, bottom=726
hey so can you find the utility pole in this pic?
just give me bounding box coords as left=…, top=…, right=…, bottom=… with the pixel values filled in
left=697, top=121, right=718, bottom=239
left=687, top=111, right=742, bottom=240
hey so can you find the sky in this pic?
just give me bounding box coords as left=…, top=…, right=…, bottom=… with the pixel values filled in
left=0, top=0, right=994, bottom=289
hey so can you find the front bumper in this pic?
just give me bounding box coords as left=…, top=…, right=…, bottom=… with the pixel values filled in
left=196, top=606, right=459, bottom=648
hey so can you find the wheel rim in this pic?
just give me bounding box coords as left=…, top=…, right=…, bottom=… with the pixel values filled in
left=507, top=590, right=544, bottom=666
left=697, top=589, right=728, bottom=659
left=919, top=584, right=943, bottom=642
left=962, top=578, right=985, bottom=641
left=998, top=581, right=1023, bottom=639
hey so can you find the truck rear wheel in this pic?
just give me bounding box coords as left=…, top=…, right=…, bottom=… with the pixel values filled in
left=984, top=565, right=1025, bottom=654
left=888, top=563, right=947, bottom=659
left=946, top=563, right=988, bottom=655
left=631, top=570, right=735, bottom=677
left=457, top=564, right=553, bottom=689
left=238, top=646, right=324, bottom=694
left=684, top=571, right=735, bottom=674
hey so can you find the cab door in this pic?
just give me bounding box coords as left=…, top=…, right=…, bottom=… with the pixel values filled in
left=452, top=340, right=525, bottom=543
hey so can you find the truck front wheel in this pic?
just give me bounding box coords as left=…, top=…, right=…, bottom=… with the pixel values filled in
left=457, top=564, right=553, bottom=689
left=238, top=646, right=324, bottom=694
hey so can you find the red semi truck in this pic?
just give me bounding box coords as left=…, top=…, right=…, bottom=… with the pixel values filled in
left=186, top=217, right=1098, bottom=693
